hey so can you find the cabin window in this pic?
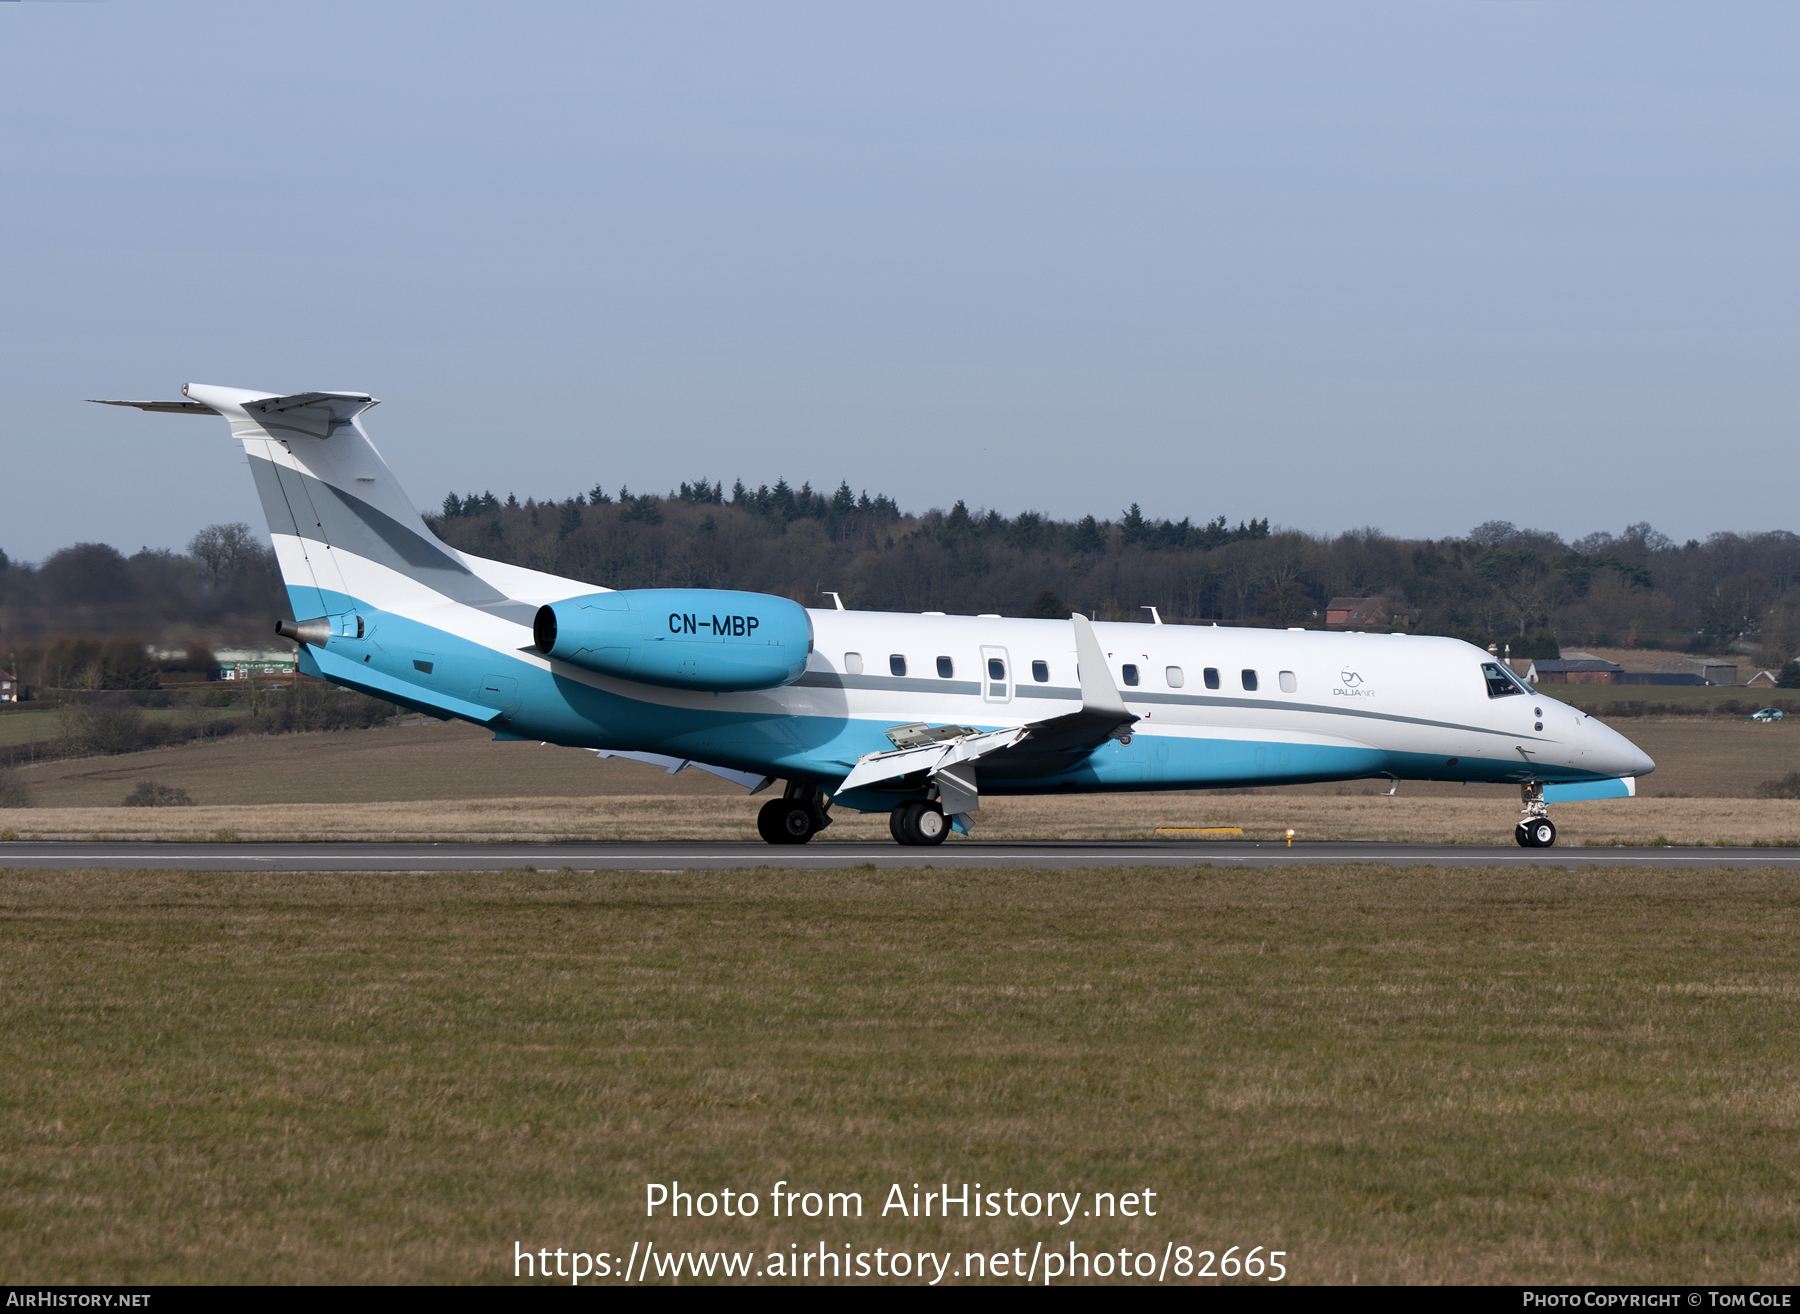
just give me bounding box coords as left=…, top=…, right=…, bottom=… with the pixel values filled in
left=1166, top=666, right=1184, bottom=688
left=1032, top=660, right=1049, bottom=682
left=937, top=656, right=955, bottom=678
left=1482, top=662, right=1525, bottom=698
left=1241, top=669, right=1258, bottom=691
left=1279, top=670, right=1297, bottom=693
left=987, top=658, right=1005, bottom=680
left=890, top=654, right=907, bottom=677
left=1203, top=667, right=1220, bottom=690
left=1121, top=664, right=1140, bottom=687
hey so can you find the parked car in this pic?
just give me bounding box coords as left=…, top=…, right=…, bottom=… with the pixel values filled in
left=1751, top=707, right=1784, bottom=722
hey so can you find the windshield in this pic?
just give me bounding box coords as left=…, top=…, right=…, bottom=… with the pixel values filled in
left=1482, top=661, right=1526, bottom=698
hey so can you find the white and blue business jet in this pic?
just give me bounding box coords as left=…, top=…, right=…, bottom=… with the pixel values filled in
left=96, top=385, right=1654, bottom=849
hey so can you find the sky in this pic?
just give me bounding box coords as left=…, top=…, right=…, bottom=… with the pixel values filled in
left=2, top=1, right=1795, bottom=562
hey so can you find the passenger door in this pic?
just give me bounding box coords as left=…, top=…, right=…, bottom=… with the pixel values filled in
left=980, top=646, right=1012, bottom=704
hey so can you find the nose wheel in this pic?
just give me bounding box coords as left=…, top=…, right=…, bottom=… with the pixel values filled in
left=1514, top=782, right=1558, bottom=847
left=1515, top=818, right=1556, bottom=848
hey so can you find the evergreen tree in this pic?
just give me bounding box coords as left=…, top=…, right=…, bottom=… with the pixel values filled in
left=1119, top=503, right=1147, bottom=546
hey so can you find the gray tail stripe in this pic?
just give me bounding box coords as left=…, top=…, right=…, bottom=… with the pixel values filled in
left=247, top=453, right=531, bottom=618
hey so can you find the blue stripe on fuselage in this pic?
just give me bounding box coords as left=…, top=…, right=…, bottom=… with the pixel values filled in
left=291, top=593, right=1624, bottom=796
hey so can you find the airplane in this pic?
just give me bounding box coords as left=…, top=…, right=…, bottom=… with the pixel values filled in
left=93, top=384, right=1655, bottom=849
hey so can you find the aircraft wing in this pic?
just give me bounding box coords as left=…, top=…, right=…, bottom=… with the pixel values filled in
left=836, top=614, right=1138, bottom=802
left=593, top=749, right=776, bottom=793
left=837, top=725, right=1032, bottom=794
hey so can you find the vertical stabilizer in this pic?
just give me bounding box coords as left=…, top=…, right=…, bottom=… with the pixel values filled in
left=177, top=383, right=533, bottom=622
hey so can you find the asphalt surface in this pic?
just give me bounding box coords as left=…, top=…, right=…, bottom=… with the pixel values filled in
left=3, top=840, right=1798, bottom=871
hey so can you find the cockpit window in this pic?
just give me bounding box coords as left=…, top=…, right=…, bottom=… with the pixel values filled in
left=1482, top=662, right=1526, bottom=698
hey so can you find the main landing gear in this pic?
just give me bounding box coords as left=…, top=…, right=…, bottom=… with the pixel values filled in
left=1514, top=782, right=1557, bottom=848
left=889, top=799, right=950, bottom=847
left=757, top=783, right=833, bottom=845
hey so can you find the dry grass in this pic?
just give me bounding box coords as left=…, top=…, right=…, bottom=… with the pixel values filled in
left=2, top=863, right=1796, bottom=1284
left=3, top=714, right=1797, bottom=847
left=6, top=792, right=1800, bottom=847
left=5, top=713, right=1794, bottom=808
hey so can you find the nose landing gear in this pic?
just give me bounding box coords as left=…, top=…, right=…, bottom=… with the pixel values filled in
left=1515, top=817, right=1557, bottom=847
left=1515, top=782, right=1557, bottom=847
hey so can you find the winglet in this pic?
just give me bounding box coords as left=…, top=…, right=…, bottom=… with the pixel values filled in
left=1072, top=613, right=1131, bottom=720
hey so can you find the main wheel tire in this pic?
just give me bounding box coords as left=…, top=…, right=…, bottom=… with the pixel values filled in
left=1527, top=818, right=1556, bottom=848
left=1515, top=822, right=1534, bottom=848
left=758, top=798, right=817, bottom=845
left=902, top=801, right=950, bottom=846
left=889, top=806, right=910, bottom=844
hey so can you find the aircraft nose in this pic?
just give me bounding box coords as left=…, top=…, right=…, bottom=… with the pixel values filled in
left=1594, top=719, right=1655, bottom=778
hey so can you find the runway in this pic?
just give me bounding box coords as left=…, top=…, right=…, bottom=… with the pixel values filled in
left=4, top=839, right=1798, bottom=871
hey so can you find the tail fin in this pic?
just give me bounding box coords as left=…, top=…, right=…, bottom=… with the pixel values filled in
left=167, top=384, right=540, bottom=625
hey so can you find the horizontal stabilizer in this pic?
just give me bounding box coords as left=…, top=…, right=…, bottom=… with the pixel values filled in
left=246, top=391, right=376, bottom=415
left=89, top=398, right=221, bottom=416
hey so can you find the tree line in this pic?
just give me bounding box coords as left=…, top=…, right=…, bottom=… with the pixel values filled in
left=428, top=482, right=1800, bottom=664
left=5, top=487, right=1800, bottom=693
left=0, top=523, right=285, bottom=691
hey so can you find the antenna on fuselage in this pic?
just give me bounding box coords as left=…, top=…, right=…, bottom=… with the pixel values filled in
left=821, top=591, right=845, bottom=611
left=1141, top=606, right=1163, bottom=625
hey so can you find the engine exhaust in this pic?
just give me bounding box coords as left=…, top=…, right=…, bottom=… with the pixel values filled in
left=275, top=617, right=331, bottom=647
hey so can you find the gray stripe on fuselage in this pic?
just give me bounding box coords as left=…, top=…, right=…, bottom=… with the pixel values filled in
left=800, top=671, right=1539, bottom=741
left=796, top=672, right=982, bottom=697
left=247, top=454, right=536, bottom=622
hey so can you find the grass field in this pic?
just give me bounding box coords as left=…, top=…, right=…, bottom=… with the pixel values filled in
left=0, top=705, right=251, bottom=751
left=6, top=793, right=1800, bottom=847
left=6, top=712, right=1797, bottom=805
left=1536, top=684, right=1797, bottom=716
left=2, top=714, right=1796, bottom=846
left=3, top=863, right=1796, bottom=1284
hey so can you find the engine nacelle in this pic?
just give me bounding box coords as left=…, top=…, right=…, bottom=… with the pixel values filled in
left=533, top=588, right=812, bottom=692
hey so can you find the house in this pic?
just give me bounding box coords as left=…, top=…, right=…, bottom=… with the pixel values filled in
left=1662, top=658, right=1739, bottom=687
left=1748, top=670, right=1779, bottom=689
left=214, top=647, right=299, bottom=680
left=1324, top=597, right=1420, bottom=629
left=1525, top=658, right=1625, bottom=685
left=0, top=673, right=16, bottom=704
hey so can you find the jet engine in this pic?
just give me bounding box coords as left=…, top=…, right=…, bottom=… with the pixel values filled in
left=533, top=588, right=812, bottom=692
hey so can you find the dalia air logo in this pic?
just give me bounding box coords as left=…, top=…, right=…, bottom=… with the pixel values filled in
left=1334, top=669, right=1374, bottom=698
